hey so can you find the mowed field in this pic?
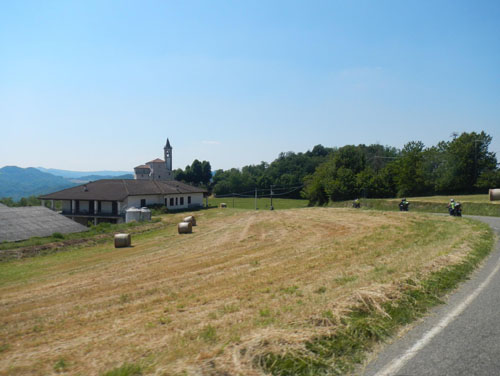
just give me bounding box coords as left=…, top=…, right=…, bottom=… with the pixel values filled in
left=0, top=207, right=487, bottom=375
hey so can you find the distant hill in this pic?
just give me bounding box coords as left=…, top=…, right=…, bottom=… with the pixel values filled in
left=0, top=167, right=135, bottom=201
left=36, top=167, right=133, bottom=179
left=0, top=166, right=78, bottom=201
left=70, top=174, right=134, bottom=183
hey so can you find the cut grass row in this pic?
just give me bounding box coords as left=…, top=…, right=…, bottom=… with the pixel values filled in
left=208, top=196, right=308, bottom=210
left=259, top=219, right=495, bottom=375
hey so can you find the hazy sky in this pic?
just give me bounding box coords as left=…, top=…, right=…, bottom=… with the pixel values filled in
left=1, top=1, right=499, bottom=172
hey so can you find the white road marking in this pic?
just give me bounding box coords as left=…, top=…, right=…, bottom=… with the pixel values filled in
left=374, top=255, right=500, bottom=376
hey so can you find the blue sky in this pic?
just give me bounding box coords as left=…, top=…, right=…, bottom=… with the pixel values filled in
left=1, top=0, right=499, bottom=171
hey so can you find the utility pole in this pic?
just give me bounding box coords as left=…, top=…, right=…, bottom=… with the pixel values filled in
left=270, top=185, right=274, bottom=210
left=255, top=188, right=257, bottom=210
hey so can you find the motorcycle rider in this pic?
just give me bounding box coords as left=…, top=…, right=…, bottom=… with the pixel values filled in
left=448, top=199, right=455, bottom=216
left=353, top=198, right=361, bottom=208
left=399, top=198, right=409, bottom=211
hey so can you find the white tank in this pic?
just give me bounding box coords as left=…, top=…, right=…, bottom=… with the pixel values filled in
left=140, top=207, right=152, bottom=221
left=126, top=207, right=141, bottom=223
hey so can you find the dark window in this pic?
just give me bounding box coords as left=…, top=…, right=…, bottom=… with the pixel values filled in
left=165, top=198, right=168, bottom=206
left=141, top=199, right=146, bottom=207
left=188, top=196, right=191, bottom=204
left=170, top=198, right=174, bottom=206
left=175, top=197, right=178, bottom=205
left=180, top=197, right=184, bottom=205
left=98, top=201, right=102, bottom=213
left=75, top=200, right=80, bottom=213
left=112, top=201, right=118, bottom=215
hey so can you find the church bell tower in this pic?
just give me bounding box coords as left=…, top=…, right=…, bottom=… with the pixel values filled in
left=164, top=138, right=173, bottom=180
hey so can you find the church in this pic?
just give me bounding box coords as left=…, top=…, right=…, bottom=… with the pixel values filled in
left=134, top=138, right=174, bottom=181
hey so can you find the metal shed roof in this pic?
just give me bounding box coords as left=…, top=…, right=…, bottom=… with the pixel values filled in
left=0, top=205, right=88, bottom=243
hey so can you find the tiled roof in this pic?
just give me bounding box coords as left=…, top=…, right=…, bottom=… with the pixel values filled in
left=134, top=164, right=150, bottom=169
left=39, top=179, right=207, bottom=201
left=147, top=158, right=164, bottom=163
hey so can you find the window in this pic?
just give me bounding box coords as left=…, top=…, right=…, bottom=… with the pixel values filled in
left=170, top=198, right=174, bottom=206
left=180, top=197, right=184, bottom=205
left=141, top=199, right=146, bottom=207
left=188, top=196, right=191, bottom=204
left=175, top=197, right=178, bottom=205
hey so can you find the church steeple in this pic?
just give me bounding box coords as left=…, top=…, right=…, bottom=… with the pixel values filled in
left=164, top=138, right=173, bottom=179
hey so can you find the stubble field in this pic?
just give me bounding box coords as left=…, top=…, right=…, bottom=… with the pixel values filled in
left=0, top=207, right=487, bottom=375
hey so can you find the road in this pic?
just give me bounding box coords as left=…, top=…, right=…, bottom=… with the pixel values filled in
left=362, top=216, right=500, bottom=376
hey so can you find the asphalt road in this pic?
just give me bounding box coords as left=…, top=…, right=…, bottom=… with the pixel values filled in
left=361, top=216, right=500, bottom=376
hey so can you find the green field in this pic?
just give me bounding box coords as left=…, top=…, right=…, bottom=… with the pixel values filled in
left=208, top=196, right=308, bottom=210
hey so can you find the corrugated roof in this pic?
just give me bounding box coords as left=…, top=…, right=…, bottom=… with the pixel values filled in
left=39, top=179, right=207, bottom=201
left=0, top=205, right=88, bottom=242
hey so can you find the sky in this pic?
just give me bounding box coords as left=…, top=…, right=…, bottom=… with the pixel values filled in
left=1, top=0, right=499, bottom=172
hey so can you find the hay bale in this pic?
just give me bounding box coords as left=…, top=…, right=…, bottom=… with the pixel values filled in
left=220, top=203, right=227, bottom=208
left=490, top=189, right=500, bottom=201
left=178, top=221, right=192, bottom=234
left=183, top=215, right=196, bottom=226
left=114, top=233, right=131, bottom=248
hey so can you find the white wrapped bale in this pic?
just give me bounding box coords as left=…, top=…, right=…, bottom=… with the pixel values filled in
left=489, top=189, right=500, bottom=201
left=114, top=233, right=131, bottom=248
left=178, top=221, right=192, bottom=234
left=183, top=215, right=196, bottom=226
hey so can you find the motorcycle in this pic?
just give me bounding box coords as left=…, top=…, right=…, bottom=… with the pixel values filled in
left=352, top=201, right=361, bottom=208
left=399, top=201, right=410, bottom=211
left=449, top=202, right=462, bottom=217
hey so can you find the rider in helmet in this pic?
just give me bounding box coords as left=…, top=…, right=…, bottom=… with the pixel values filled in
left=448, top=198, right=456, bottom=215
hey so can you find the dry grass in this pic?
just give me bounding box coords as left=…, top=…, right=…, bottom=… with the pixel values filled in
left=0, top=208, right=483, bottom=375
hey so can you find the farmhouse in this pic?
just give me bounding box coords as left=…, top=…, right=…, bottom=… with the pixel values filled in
left=40, top=139, right=207, bottom=225
left=40, top=179, right=207, bottom=225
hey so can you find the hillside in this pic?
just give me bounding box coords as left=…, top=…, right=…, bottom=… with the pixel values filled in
left=0, top=166, right=77, bottom=200
left=0, top=167, right=134, bottom=201
left=0, top=208, right=489, bottom=375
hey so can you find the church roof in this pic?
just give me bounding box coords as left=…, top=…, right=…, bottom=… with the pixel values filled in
left=134, top=164, right=150, bottom=170
left=165, top=138, right=171, bottom=148
left=39, top=179, right=207, bottom=201
left=147, top=158, right=165, bottom=163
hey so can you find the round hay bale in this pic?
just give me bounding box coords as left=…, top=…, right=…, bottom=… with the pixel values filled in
left=114, top=233, right=131, bottom=248
left=490, top=189, right=500, bottom=201
left=178, top=221, right=192, bottom=234
left=183, top=215, right=196, bottom=226
left=220, top=203, right=227, bottom=208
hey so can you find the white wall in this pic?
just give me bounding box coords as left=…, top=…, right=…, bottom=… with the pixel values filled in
left=164, top=193, right=204, bottom=209
left=125, top=195, right=163, bottom=209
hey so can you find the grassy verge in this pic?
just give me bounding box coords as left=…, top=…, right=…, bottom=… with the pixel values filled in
left=258, top=219, right=495, bottom=375
left=330, top=198, right=500, bottom=217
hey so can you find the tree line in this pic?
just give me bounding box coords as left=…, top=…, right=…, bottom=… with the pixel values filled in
left=173, top=131, right=499, bottom=205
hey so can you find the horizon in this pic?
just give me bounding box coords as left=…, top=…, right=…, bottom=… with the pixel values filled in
left=1, top=1, right=499, bottom=171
